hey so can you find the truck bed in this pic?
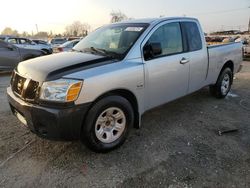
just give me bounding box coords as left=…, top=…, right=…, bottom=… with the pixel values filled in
left=206, top=42, right=243, bottom=85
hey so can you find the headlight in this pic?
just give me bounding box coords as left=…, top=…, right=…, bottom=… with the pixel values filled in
left=40, top=79, right=83, bottom=102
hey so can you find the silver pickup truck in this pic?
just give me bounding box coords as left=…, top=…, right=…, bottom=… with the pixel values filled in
left=7, top=17, right=242, bottom=152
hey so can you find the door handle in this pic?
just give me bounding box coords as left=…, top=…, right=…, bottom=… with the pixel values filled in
left=180, top=58, right=189, bottom=64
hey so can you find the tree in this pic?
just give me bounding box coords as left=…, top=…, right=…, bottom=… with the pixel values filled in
left=21, top=31, right=29, bottom=37
left=65, top=21, right=90, bottom=37
left=110, top=11, right=128, bottom=23
left=34, top=31, right=48, bottom=38
left=1, top=27, right=19, bottom=36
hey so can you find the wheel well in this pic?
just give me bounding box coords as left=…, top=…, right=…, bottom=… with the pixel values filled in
left=215, top=60, right=234, bottom=84
left=222, top=61, right=234, bottom=73
left=93, top=89, right=140, bottom=128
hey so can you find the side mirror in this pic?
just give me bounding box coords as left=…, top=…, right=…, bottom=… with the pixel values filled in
left=143, top=42, right=162, bottom=60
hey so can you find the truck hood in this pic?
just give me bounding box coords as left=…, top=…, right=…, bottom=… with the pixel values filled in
left=17, top=52, right=115, bottom=82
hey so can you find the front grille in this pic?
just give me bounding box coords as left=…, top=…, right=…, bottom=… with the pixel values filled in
left=25, top=80, right=39, bottom=99
left=11, top=71, right=39, bottom=101
left=11, top=73, right=26, bottom=96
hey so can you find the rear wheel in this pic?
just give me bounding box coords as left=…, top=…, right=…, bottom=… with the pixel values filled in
left=41, top=49, right=50, bottom=55
left=81, top=96, right=134, bottom=153
left=209, top=67, right=233, bottom=98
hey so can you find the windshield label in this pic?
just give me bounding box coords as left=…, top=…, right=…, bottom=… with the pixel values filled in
left=125, top=27, right=144, bottom=32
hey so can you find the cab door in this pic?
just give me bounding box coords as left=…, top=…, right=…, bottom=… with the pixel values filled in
left=142, top=22, right=190, bottom=110
left=181, top=21, right=208, bottom=93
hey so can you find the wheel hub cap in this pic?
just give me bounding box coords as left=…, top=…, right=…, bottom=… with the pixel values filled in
left=221, top=74, right=230, bottom=95
left=95, top=107, right=126, bottom=143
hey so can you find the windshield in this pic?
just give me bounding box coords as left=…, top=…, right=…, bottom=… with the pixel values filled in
left=73, top=23, right=148, bottom=59
left=51, top=39, right=66, bottom=44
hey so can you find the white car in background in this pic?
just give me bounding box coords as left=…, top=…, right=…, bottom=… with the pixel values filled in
left=53, top=39, right=80, bottom=53
left=235, top=37, right=250, bottom=57
left=49, top=38, right=67, bottom=48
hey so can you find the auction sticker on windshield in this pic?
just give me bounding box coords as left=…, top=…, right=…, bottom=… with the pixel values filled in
left=125, top=27, right=144, bottom=32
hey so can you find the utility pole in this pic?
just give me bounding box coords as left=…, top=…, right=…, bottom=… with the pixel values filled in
left=35, top=24, right=39, bottom=34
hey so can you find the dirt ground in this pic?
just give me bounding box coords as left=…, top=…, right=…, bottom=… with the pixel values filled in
left=0, top=61, right=250, bottom=188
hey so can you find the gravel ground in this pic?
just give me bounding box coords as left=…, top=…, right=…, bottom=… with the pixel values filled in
left=0, top=61, right=250, bottom=188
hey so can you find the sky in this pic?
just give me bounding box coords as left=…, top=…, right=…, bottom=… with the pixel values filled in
left=0, top=0, right=249, bottom=34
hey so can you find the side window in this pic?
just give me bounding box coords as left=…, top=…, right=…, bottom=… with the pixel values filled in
left=146, top=22, right=183, bottom=58
left=182, top=22, right=202, bottom=51
left=19, top=39, right=31, bottom=45
left=8, top=38, right=17, bottom=44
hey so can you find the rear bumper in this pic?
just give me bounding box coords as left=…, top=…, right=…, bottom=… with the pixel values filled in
left=7, top=87, right=91, bottom=140
left=48, top=48, right=53, bottom=54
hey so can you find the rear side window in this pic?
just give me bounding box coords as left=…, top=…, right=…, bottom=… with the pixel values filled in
left=182, top=22, right=202, bottom=51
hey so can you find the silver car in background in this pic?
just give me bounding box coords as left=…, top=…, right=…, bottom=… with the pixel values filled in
left=0, top=40, right=45, bottom=71
left=0, top=36, right=52, bottom=54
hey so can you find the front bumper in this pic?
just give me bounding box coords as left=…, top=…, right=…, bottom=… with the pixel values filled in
left=7, top=87, right=91, bottom=140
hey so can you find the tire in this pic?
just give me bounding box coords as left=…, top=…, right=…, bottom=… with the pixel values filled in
left=41, top=49, right=49, bottom=55
left=209, top=67, right=233, bottom=98
left=81, top=96, right=134, bottom=153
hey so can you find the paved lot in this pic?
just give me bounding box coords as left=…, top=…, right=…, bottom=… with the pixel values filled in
left=0, top=61, right=250, bottom=188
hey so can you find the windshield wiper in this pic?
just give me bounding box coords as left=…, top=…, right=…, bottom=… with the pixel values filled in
left=83, top=47, right=122, bottom=60
left=72, top=48, right=83, bottom=53
left=90, top=47, right=106, bottom=55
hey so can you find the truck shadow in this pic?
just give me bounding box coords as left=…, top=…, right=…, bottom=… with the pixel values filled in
left=1, top=86, right=250, bottom=187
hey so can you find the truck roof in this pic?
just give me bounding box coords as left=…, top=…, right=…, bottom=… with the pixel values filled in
left=117, top=17, right=198, bottom=25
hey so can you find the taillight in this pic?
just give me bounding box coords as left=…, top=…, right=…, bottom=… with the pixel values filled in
left=58, top=47, right=63, bottom=52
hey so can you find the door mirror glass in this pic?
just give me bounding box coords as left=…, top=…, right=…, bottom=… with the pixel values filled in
left=143, top=42, right=162, bottom=60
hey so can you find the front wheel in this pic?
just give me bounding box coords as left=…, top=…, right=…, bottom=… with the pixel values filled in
left=210, top=67, right=233, bottom=98
left=81, top=96, right=134, bottom=152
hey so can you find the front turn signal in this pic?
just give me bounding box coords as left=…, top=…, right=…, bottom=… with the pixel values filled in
left=66, top=81, right=82, bottom=102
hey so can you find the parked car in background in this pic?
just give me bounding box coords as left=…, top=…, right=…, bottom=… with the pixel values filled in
left=31, top=39, right=53, bottom=54
left=0, top=35, right=52, bottom=54
left=235, top=37, right=249, bottom=45
left=0, top=40, right=45, bottom=71
left=49, top=38, right=67, bottom=47
left=67, top=37, right=82, bottom=41
left=53, top=39, right=80, bottom=53
left=32, top=39, right=50, bottom=45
